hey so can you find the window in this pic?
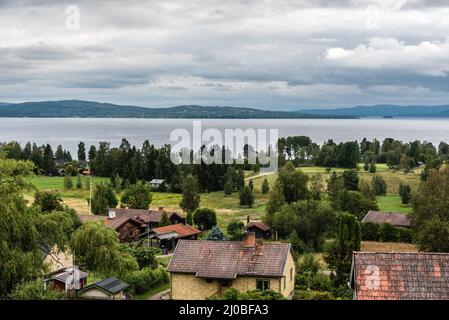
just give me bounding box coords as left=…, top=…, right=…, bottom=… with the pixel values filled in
left=206, top=279, right=213, bottom=283
left=256, top=279, right=270, bottom=291
left=284, top=276, right=286, bottom=289
left=290, top=268, right=293, bottom=281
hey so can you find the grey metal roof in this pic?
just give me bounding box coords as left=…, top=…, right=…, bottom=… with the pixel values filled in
left=94, top=277, right=129, bottom=294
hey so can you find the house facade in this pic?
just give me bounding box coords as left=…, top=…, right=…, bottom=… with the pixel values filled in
left=147, top=223, right=201, bottom=251
left=167, top=233, right=295, bottom=300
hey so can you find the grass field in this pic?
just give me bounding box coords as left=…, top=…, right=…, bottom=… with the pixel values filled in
left=376, top=194, right=412, bottom=214
left=361, top=241, right=418, bottom=252
left=25, top=164, right=421, bottom=228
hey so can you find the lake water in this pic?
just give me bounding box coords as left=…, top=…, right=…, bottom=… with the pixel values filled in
left=1, top=118, right=449, bottom=155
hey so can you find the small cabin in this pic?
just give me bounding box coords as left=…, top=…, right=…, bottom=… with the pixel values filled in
left=246, top=221, right=271, bottom=239
left=77, top=277, right=129, bottom=300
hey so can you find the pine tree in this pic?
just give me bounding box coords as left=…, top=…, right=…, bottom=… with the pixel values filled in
left=239, top=186, right=254, bottom=208
left=78, top=141, right=86, bottom=162
left=248, top=179, right=254, bottom=191
left=369, top=161, right=377, bottom=173
left=224, top=178, right=233, bottom=196
left=261, top=178, right=269, bottom=194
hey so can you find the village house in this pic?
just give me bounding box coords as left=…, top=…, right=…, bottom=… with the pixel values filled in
left=104, top=207, right=186, bottom=242
left=167, top=232, right=295, bottom=300
left=44, top=267, right=88, bottom=292
left=362, top=211, right=411, bottom=228
left=77, top=277, right=129, bottom=300
left=246, top=221, right=271, bottom=239
left=147, top=223, right=201, bottom=252
left=350, top=252, right=449, bottom=300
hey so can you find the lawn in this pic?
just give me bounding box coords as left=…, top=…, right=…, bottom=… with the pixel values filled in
left=376, top=194, right=412, bottom=214
left=133, top=283, right=170, bottom=300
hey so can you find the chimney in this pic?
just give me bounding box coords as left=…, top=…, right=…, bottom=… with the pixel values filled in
left=158, top=206, right=164, bottom=213
left=243, top=232, right=256, bottom=248
left=108, top=210, right=116, bottom=219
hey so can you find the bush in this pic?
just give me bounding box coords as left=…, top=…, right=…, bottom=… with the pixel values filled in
left=379, top=223, right=398, bottom=242
left=9, top=279, right=67, bottom=300
left=209, top=288, right=285, bottom=300
left=293, top=290, right=334, bottom=300
left=397, top=227, right=413, bottom=242
left=361, top=222, right=380, bottom=241
left=125, top=267, right=169, bottom=295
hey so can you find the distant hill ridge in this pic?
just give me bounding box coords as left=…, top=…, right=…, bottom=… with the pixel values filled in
left=1, top=100, right=449, bottom=118
left=301, top=104, right=449, bottom=117
left=0, top=100, right=345, bottom=119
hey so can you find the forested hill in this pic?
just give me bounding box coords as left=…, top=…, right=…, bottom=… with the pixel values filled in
left=0, top=100, right=343, bottom=119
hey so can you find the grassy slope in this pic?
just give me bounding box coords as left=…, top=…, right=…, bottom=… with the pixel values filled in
left=25, top=164, right=421, bottom=229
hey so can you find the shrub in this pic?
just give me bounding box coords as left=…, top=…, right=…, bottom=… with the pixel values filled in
left=9, top=279, right=67, bottom=300
left=125, top=267, right=169, bottom=295
left=293, top=290, right=334, bottom=300
left=379, top=223, right=398, bottom=242
left=361, top=222, right=380, bottom=241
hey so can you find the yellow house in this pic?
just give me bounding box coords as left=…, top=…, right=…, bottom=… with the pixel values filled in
left=167, top=233, right=295, bottom=300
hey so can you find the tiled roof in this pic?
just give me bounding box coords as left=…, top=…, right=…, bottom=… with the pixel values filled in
left=104, top=216, right=146, bottom=230
left=167, top=240, right=291, bottom=279
left=152, top=223, right=200, bottom=239
left=247, top=221, right=271, bottom=232
left=362, top=211, right=411, bottom=228
left=351, top=252, right=449, bottom=300
left=108, top=208, right=183, bottom=223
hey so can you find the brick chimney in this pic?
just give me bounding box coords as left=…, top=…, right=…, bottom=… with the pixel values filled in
left=243, top=232, right=256, bottom=248
left=158, top=206, right=164, bottom=213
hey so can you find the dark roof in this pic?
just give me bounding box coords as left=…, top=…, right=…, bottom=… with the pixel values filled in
left=151, top=223, right=200, bottom=239
left=108, top=208, right=183, bottom=224
left=167, top=240, right=291, bottom=279
left=351, top=252, right=449, bottom=300
left=362, top=211, right=411, bottom=228
left=80, top=277, right=129, bottom=295
left=104, top=216, right=147, bottom=230
left=246, top=221, right=271, bottom=232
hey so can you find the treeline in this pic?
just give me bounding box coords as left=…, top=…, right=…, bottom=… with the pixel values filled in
left=278, top=136, right=449, bottom=169
left=1, top=136, right=448, bottom=191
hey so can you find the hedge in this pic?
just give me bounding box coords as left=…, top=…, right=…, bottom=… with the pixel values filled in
left=124, top=267, right=170, bottom=295
left=361, top=222, right=412, bottom=243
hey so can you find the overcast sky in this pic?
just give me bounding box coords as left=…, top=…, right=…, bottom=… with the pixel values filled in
left=2, top=0, right=449, bottom=110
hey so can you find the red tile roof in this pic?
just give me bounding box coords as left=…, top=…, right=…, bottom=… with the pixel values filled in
left=246, top=221, right=271, bottom=232
left=351, top=252, right=449, bottom=300
left=167, top=240, right=291, bottom=279
left=362, top=211, right=411, bottom=228
left=152, top=223, right=200, bottom=239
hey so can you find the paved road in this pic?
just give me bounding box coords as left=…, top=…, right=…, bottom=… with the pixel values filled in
left=149, top=289, right=170, bottom=300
